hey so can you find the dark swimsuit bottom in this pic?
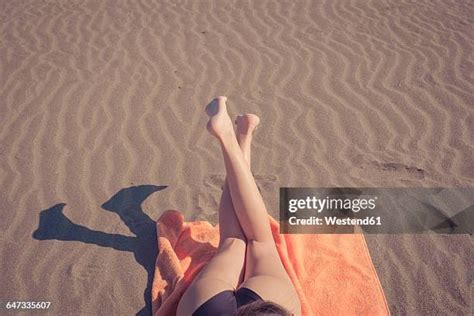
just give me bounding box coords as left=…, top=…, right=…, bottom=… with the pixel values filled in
left=192, top=287, right=263, bottom=316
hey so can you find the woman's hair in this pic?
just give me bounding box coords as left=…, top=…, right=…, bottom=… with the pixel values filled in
left=234, top=300, right=292, bottom=316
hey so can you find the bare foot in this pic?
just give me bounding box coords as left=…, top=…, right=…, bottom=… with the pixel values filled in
left=235, top=114, right=260, bottom=141
left=206, top=96, right=235, bottom=140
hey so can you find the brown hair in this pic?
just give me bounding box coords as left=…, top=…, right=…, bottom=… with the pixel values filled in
left=234, top=300, right=292, bottom=316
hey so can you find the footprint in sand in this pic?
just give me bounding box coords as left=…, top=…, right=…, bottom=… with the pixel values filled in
left=370, top=161, right=425, bottom=180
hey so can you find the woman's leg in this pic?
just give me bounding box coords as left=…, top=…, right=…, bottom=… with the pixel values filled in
left=206, top=96, right=274, bottom=243
left=206, top=96, right=301, bottom=315
left=191, top=113, right=260, bottom=285
left=217, top=113, right=260, bottom=244
left=235, top=113, right=260, bottom=168
left=176, top=110, right=259, bottom=316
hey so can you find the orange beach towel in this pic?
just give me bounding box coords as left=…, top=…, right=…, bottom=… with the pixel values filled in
left=151, top=210, right=390, bottom=316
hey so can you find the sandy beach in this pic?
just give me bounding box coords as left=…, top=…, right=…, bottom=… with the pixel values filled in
left=1, top=0, right=473, bottom=315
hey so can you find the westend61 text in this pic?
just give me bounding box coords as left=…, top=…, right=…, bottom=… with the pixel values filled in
left=288, top=216, right=382, bottom=226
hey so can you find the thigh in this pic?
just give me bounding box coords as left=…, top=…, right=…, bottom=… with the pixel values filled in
left=240, top=240, right=301, bottom=315
left=176, top=238, right=246, bottom=316
left=243, top=240, right=288, bottom=280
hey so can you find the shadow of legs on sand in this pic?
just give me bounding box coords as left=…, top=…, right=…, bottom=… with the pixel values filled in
left=33, top=184, right=167, bottom=316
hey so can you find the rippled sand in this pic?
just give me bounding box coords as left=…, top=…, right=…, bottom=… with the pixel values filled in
left=1, top=0, right=473, bottom=314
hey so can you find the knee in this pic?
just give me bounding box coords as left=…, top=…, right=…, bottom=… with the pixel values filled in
left=246, top=239, right=278, bottom=255
left=219, top=237, right=246, bottom=250
left=246, top=239, right=276, bottom=249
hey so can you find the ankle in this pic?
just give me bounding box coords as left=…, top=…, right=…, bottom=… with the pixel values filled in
left=219, top=131, right=239, bottom=148
left=237, top=130, right=253, bottom=137
left=237, top=133, right=252, bottom=145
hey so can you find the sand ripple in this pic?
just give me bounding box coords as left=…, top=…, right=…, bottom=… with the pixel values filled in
left=1, top=0, right=473, bottom=314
